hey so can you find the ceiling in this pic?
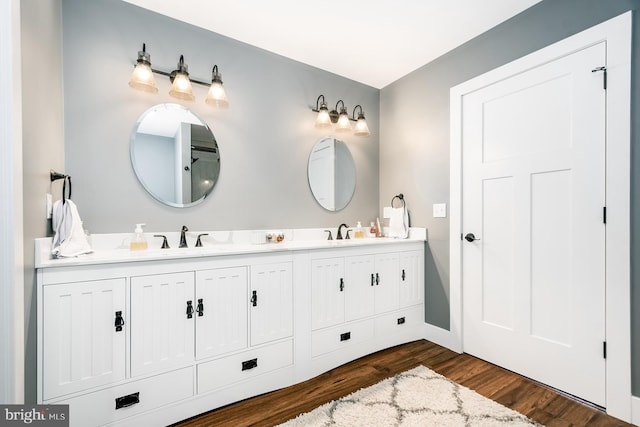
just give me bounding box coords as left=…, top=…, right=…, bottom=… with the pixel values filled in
left=123, top=0, right=542, bottom=89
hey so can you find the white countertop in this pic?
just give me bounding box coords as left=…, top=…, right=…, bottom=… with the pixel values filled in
left=35, top=227, right=427, bottom=268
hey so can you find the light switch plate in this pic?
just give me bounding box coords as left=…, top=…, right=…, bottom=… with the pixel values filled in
left=433, top=203, right=447, bottom=218
left=46, top=193, right=53, bottom=219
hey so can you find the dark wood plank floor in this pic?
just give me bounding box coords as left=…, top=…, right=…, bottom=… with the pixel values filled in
left=174, top=340, right=632, bottom=427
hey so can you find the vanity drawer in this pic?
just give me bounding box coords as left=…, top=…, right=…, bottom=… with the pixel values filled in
left=375, top=305, right=424, bottom=347
left=197, top=340, right=293, bottom=394
left=311, top=319, right=374, bottom=357
left=61, top=367, right=193, bottom=427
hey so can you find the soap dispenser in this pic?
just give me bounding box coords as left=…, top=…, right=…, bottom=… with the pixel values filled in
left=355, top=221, right=364, bottom=238
left=130, top=223, right=148, bottom=251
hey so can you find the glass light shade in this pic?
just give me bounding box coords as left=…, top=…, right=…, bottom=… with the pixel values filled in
left=129, top=63, right=158, bottom=93
left=315, top=107, right=332, bottom=129
left=335, top=111, right=351, bottom=132
left=354, top=115, right=370, bottom=137
left=169, top=72, right=195, bottom=101
left=205, top=82, right=229, bottom=107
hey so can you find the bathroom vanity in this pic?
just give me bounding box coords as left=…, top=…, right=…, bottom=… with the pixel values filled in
left=35, top=229, right=426, bottom=426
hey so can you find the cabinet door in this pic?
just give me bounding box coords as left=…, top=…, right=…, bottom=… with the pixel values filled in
left=399, top=250, right=425, bottom=307
left=130, top=272, right=195, bottom=376
left=344, top=255, right=375, bottom=321
left=43, top=279, right=126, bottom=400
left=373, top=252, right=400, bottom=314
left=311, top=258, right=345, bottom=330
left=195, top=267, right=248, bottom=360
left=250, top=262, right=293, bottom=346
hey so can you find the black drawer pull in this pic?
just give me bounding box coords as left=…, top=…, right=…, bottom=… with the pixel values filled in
left=242, top=358, right=258, bottom=371
left=370, top=274, right=375, bottom=286
left=251, top=290, right=258, bottom=307
left=340, top=332, right=351, bottom=341
left=115, top=392, right=139, bottom=409
left=375, top=272, right=380, bottom=286
left=402, top=269, right=406, bottom=281
left=339, top=278, right=344, bottom=292
left=397, top=317, right=406, bottom=325
left=114, top=311, right=125, bottom=332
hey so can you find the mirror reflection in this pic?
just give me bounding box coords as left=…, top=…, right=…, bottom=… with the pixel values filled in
left=130, top=103, right=220, bottom=207
left=308, top=136, right=356, bottom=211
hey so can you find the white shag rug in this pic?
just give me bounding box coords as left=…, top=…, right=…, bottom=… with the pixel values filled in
left=278, top=365, right=543, bottom=427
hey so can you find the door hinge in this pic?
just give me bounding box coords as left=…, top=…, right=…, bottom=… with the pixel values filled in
left=603, top=206, right=607, bottom=224
left=603, top=341, right=607, bottom=359
left=592, top=66, right=607, bottom=90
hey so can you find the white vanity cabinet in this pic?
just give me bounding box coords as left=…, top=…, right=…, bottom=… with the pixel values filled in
left=195, top=266, right=248, bottom=359
left=36, top=234, right=425, bottom=427
left=130, top=272, right=195, bottom=376
left=42, top=278, right=126, bottom=401
left=249, top=262, right=293, bottom=346
left=309, top=245, right=425, bottom=371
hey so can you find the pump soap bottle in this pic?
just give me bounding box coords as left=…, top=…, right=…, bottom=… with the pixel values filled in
left=130, top=223, right=148, bottom=251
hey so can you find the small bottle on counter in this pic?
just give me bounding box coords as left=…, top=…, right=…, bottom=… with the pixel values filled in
left=369, top=222, right=376, bottom=237
left=354, top=221, right=365, bottom=238
left=130, top=223, right=148, bottom=251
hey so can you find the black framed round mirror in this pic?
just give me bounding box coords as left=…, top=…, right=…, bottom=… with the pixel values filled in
left=130, top=103, right=221, bottom=207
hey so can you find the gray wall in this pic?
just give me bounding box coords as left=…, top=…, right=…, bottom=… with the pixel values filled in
left=379, top=0, right=640, bottom=395
left=62, top=0, right=380, bottom=235
left=21, top=0, right=65, bottom=403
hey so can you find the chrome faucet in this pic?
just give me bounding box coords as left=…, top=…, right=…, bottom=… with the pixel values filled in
left=337, top=223, right=350, bottom=240
left=179, top=225, right=189, bottom=248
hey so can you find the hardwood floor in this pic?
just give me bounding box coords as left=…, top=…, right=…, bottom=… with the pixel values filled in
left=174, top=340, right=632, bottom=427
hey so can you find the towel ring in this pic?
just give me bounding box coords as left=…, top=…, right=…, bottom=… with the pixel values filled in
left=391, top=193, right=405, bottom=208
left=50, top=170, right=72, bottom=204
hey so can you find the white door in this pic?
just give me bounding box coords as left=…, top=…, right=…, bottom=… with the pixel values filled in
left=130, top=272, right=195, bottom=376
left=195, top=267, right=248, bottom=359
left=462, top=42, right=606, bottom=406
left=250, top=262, right=293, bottom=346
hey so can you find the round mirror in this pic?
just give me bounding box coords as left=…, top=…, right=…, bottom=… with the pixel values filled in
left=307, top=136, right=356, bottom=211
left=130, top=103, right=220, bottom=207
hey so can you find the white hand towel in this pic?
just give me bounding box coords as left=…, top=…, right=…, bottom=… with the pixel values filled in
left=384, top=206, right=409, bottom=238
left=51, top=199, right=93, bottom=258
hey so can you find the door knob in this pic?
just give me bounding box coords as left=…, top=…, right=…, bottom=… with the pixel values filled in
left=464, top=233, right=480, bottom=242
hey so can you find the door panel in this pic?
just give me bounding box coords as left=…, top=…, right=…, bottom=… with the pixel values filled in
left=462, top=42, right=606, bottom=406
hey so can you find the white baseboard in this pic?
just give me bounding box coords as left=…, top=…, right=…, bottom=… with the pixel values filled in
left=631, top=395, right=640, bottom=426
left=422, top=322, right=462, bottom=353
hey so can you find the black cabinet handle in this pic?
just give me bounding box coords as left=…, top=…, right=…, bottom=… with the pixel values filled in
left=339, top=278, right=344, bottom=292
left=397, top=317, right=406, bottom=325
left=115, top=392, right=139, bottom=409
left=402, top=269, right=406, bottom=281
left=196, top=299, right=204, bottom=317
left=375, top=273, right=380, bottom=286
left=251, top=290, right=258, bottom=307
left=242, top=358, right=258, bottom=371
left=186, top=301, right=193, bottom=319
left=371, top=273, right=375, bottom=286
left=340, top=332, right=351, bottom=341
left=114, top=311, right=125, bottom=332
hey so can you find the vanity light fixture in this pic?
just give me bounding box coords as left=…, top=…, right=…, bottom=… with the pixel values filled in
left=311, top=95, right=370, bottom=137
left=168, top=55, right=195, bottom=101
left=128, top=43, right=158, bottom=93
left=314, top=95, right=332, bottom=129
left=352, top=105, right=370, bottom=137
left=128, top=43, right=229, bottom=107
left=205, top=65, right=228, bottom=108
left=334, top=100, right=351, bottom=133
